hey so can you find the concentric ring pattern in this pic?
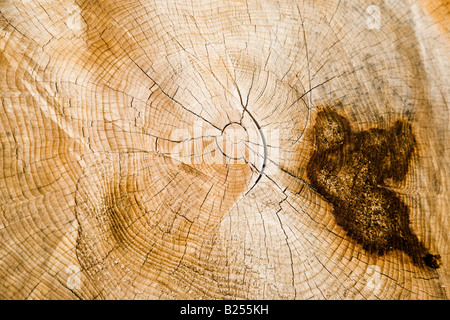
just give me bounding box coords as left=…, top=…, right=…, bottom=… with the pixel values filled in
left=0, top=0, right=448, bottom=299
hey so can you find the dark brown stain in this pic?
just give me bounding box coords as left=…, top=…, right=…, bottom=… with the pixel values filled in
left=306, top=108, right=441, bottom=269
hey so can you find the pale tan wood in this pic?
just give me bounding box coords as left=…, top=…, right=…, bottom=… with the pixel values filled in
left=0, top=0, right=448, bottom=299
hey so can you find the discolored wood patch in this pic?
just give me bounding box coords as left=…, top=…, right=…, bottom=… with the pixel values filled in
left=307, top=109, right=441, bottom=269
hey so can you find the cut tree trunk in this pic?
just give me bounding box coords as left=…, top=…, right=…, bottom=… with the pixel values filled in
left=0, top=0, right=448, bottom=299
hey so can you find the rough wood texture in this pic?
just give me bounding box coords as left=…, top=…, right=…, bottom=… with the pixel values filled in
left=0, top=0, right=448, bottom=299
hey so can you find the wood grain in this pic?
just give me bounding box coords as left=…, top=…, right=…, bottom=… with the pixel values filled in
left=0, top=0, right=448, bottom=299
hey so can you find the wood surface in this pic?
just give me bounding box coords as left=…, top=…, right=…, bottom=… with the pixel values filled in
left=0, top=0, right=448, bottom=299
